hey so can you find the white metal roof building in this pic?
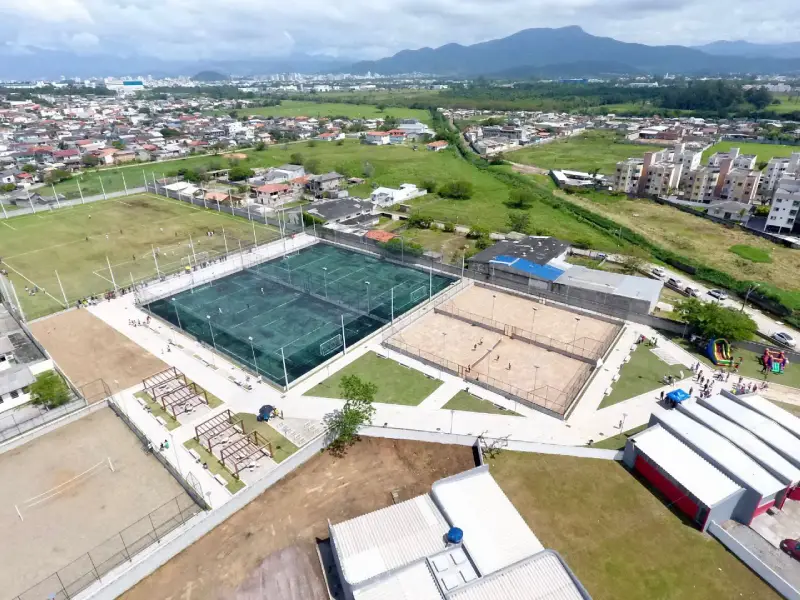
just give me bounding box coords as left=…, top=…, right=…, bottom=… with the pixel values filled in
left=700, top=393, right=800, bottom=469
left=431, top=468, right=544, bottom=576
left=651, top=408, right=784, bottom=499
left=730, top=392, right=800, bottom=440
left=678, top=401, right=800, bottom=486
left=623, top=425, right=744, bottom=531
left=352, top=561, right=443, bottom=600
left=330, top=494, right=450, bottom=586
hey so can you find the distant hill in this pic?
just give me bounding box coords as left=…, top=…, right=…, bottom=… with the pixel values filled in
left=489, top=60, right=643, bottom=79
left=695, top=40, right=800, bottom=59
left=191, top=70, right=230, bottom=82
left=348, top=26, right=800, bottom=77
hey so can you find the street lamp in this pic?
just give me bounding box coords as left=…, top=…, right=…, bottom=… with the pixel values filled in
left=365, top=281, right=371, bottom=313
left=172, top=298, right=182, bottom=331
left=248, top=336, right=258, bottom=374
left=741, top=283, right=760, bottom=312
left=491, top=294, right=497, bottom=322
left=322, top=267, right=328, bottom=300
left=572, top=317, right=581, bottom=347
left=530, top=307, right=538, bottom=335
left=206, top=314, right=217, bottom=349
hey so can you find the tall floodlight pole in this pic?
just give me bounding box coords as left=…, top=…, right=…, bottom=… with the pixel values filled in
left=51, top=184, right=61, bottom=208
left=429, top=259, right=432, bottom=300
left=172, top=298, right=183, bottom=330
left=0, top=202, right=7, bottom=219
left=251, top=215, right=257, bottom=246
left=365, top=281, right=371, bottom=313
left=26, top=188, right=36, bottom=214
left=341, top=315, right=348, bottom=354
left=491, top=294, right=497, bottom=322
left=461, top=250, right=466, bottom=279
left=7, top=277, right=26, bottom=322
left=247, top=202, right=252, bottom=222
left=239, top=240, right=244, bottom=269
left=106, top=255, right=118, bottom=291
left=322, top=267, right=328, bottom=299
left=280, top=346, right=289, bottom=391
left=100, top=177, right=107, bottom=200
left=189, top=234, right=197, bottom=267
left=206, top=315, right=217, bottom=351
left=55, top=270, right=68, bottom=307
left=391, top=286, right=394, bottom=323
left=77, top=180, right=84, bottom=203
left=152, top=245, right=161, bottom=277
left=143, top=169, right=147, bottom=190
left=121, top=172, right=129, bottom=196
left=573, top=317, right=581, bottom=348
left=249, top=336, right=258, bottom=373
left=530, top=307, right=538, bottom=335
left=222, top=227, right=229, bottom=255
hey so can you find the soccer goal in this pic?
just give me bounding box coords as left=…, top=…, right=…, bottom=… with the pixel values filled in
left=320, top=334, right=343, bottom=357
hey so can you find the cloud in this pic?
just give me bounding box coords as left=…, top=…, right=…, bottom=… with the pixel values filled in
left=0, top=0, right=797, bottom=63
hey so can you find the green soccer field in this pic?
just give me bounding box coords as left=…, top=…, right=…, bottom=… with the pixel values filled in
left=0, top=194, right=280, bottom=320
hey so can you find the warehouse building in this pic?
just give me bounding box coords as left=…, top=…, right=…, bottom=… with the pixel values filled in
left=328, top=466, right=591, bottom=600
left=623, top=425, right=744, bottom=531
left=649, top=408, right=786, bottom=521
left=678, top=401, right=800, bottom=507
left=699, top=393, right=800, bottom=470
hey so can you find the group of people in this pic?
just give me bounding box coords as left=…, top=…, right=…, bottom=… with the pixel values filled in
left=128, top=315, right=152, bottom=328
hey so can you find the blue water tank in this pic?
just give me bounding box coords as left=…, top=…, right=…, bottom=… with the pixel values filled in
left=447, top=527, right=463, bottom=544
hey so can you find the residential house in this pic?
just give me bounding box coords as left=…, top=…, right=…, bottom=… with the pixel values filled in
left=96, top=148, right=118, bottom=165
left=255, top=183, right=293, bottom=207
left=266, top=164, right=305, bottom=183
left=426, top=140, right=448, bottom=152
left=317, top=132, right=344, bottom=142
left=364, top=131, right=390, bottom=145
left=52, top=149, right=81, bottom=167
left=766, top=176, right=800, bottom=233
left=307, top=172, right=344, bottom=198
left=612, top=159, right=643, bottom=194
left=763, top=153, right=800, bottom=195
left=707, top=147, right=757, bottom=170
left=386, top=129, right=406, bottom=144
left=707, top=201, right=751, bottom=223
left=370, top=184, right=426, bottom=207
left=114, top=150, right=136, bottom=164
left=305, top=198, right=374, bottom=224
left=0, top=170, right=15, bottom=185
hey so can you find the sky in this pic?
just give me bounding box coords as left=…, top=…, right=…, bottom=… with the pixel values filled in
left=0, top=0, right=799, bottom=62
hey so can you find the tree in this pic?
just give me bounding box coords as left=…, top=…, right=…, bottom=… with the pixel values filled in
left=507, top=210, right=530, bottom=234
left=82, top=154, right=100, bottom=167
left=255, top=141, right=266, bottom=151
left=408, top=213, right=433, bottom=229
left=307, top=139, right=317, bottom=148
left=620, top=250, right=646, bottom=275
left=421, top=179, right=437, bottom=193
left=506, top=188, right=535, bottom=209
left=228, top=110, right=238, bottom=119
left=304, top=158, right=320, bottom=174
left=675, top=298, right=758, bottom=342
left=290, top=152, right=304, bottom=166
left=466, top=225, right=489, bottom=239
left=228, top=165, right=254, bottom=181
left=160, top=127, right=181, bottom=138
left=439, top=180, right=473, bottom=200
left=324, top=375, right=377, bottom=454
left=29, top=371, right=70, bottom=409
left=44, top=169, right=71, bottom=184
left=0, top=182, right=16, bottom=193
left=362, top=161, right=375, bottom=178
left=21, top=164, right=37, bottom=174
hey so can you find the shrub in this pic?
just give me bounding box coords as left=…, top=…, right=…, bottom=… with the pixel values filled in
left=289, top=152, right=304, bottom=165
left=439, top=180, right=473, bottom=199
left=466, top=225, right=488, bottom=239
left=29, top=371, right=70, bottom=409
left=408, top=213, right=433, bottom=229
left=443, top=221, right=455, bottom=233
left=378, top=237, right=424, bottom=257
left=475, top=237, right=492, bottom=250
left=228, top=165, right=254, bottom=181
left=421, top=179, right=438, bottom=193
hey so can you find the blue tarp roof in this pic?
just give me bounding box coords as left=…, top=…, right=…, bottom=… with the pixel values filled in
left=490, top=255, right=565, bottom=282
left=666, top=389, right=690, bottom=403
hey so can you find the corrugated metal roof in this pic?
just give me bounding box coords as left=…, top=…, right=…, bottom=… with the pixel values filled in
left=679, top=401, right=800, bottom=485
left=330, top=494, right=449, bottom=585
left=652, top=408, right=784, bottom=497
left=449, top=551, right=585, bottom=600
left=700, top=395, right=800, bottom=462
left=432, top=468, right=543, bottom=576
left=632, top=425, right=741, bottom=506
left=0, top=365, right=35, bottom=397
left=733, top=393, right=800, bottom=440
left=353, top=561, right=443, bottom=600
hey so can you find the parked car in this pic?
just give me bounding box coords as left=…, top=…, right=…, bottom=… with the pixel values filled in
left=781, top=539, right=800, bottom=561
left=772, top=332, right=797, bottom=348
left=685, top=286, right=700, bottom=297
left=708, top=289, right=728, bottom=300
left=652, top=267, right=666, bottom=278
left=667, top=278, right=682, bottom=288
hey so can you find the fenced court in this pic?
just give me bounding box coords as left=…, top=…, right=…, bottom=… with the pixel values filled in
left=0, top=193, right=281, bottom=320
left=144, top=244, right=454, bottom=388
left=1, top=408, right=191, bottom=600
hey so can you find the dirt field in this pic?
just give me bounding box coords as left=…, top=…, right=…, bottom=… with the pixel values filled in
left=1, top=408, right=185, bottom=598
left=30, top=309, right=166, bottom=393
left=121, top=437, right=476, bottom=600
left=449, top=286, right=620, bottom=356
left=393, top=311, right=590, bottom=410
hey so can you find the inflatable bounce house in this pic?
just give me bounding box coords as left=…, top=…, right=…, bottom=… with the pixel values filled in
left=762, top=348, right=788, bottom=374
left=707, top=338, right=732, bottom=366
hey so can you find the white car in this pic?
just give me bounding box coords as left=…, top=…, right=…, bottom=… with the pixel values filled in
left=651, top=267, right=666, bottom=279
left=708, top=289, right=728, bottom=301
left=685, top=286, right=700, bottom=297
left=772, top=332, right=797, bottom=348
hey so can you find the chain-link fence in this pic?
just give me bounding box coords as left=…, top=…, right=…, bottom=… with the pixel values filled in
left=13, top=493, right=201, bottom=600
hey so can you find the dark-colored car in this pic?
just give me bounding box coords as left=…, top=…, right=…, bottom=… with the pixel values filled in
left=781, top=539, right=800, bottom=560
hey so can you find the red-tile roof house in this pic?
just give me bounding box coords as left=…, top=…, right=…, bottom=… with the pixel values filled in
left=255, top=183, right=293, bottom=207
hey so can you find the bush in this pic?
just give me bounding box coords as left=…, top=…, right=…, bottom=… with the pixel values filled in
left=304, top=158, right=320, bottom=174
left=378, top=237, right=424, bottom=257
left=475, top=237, right=492, bottom=250
left=443, top=221, right=455, bottom=232
left=228, top=165, right=254, bottom=181
left=289, top=152, right=304, bottom=165
left=507, top=211, right=530, bottom=234
left=336, top=139, right=345, bottom=146
left=302, top=212, right=325, bottom=227
left=506, top=188, right=536, bottom=209
left=466, top=225, right=489, bottom=239
left=307, top=139, right=317, bottom=148
left=408, top=213, right=434, bottom=229
left=421, top=179, right=438, bottom=193
left=29, top=371, right=70, bottom=409
left=1, top=182, right=16, bottom=193
left=439, top=180, right=473, bottom=199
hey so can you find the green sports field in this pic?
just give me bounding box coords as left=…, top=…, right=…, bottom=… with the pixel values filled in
left=701, top=140, right=800, bottom=166
left=0, top=194, right=280, bottom=319
left=219, top=100, right=432, bottom=124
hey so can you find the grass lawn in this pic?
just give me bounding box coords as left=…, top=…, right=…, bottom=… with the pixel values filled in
left=730, top=244, right=772, bottom=263
left=183, top=438, right=245, bottom=493
left=228, top=100, right=432, bottom=124
left=234, top=412, right=299, bottom=463
left=0, top=194, right=279, bottom=319
left=491, top=452, right=780, bottom=599
left=771, top=94, right=800, bottom=114
left=600, top=345, right=686, bottom=408
left=590, top=423, right=649, bottom=450
left=308, top=350, right=442, bottom=406
left=442, top=390, right=520, bottom=416
left=511, top=130, right=657, bottom=174
left=701, top=140, right=800, bottom=166
left=399, top=227, right=476, bottom=264
left=134, top=391, right=180, bottom=431
left=558, top=189, right=800, bottom=308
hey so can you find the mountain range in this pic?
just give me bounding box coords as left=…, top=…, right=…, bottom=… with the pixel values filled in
left=348, top=26, right=800, bottom=77
left=695, top=40, right=800, bottom=59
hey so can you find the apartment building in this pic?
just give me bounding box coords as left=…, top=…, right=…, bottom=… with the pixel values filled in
left=720, top=168, right=762, bottom=203
left=640, top=161, right=683, bottom=196
left=763, top=153, right=800, bottom=195
left=766, top=176, right=800, bottom=233
left=612, top=158, right=643, bottom=193
left=707, top=147, right=757, bottom=170
left=681, top=166, right=720, bottom=203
